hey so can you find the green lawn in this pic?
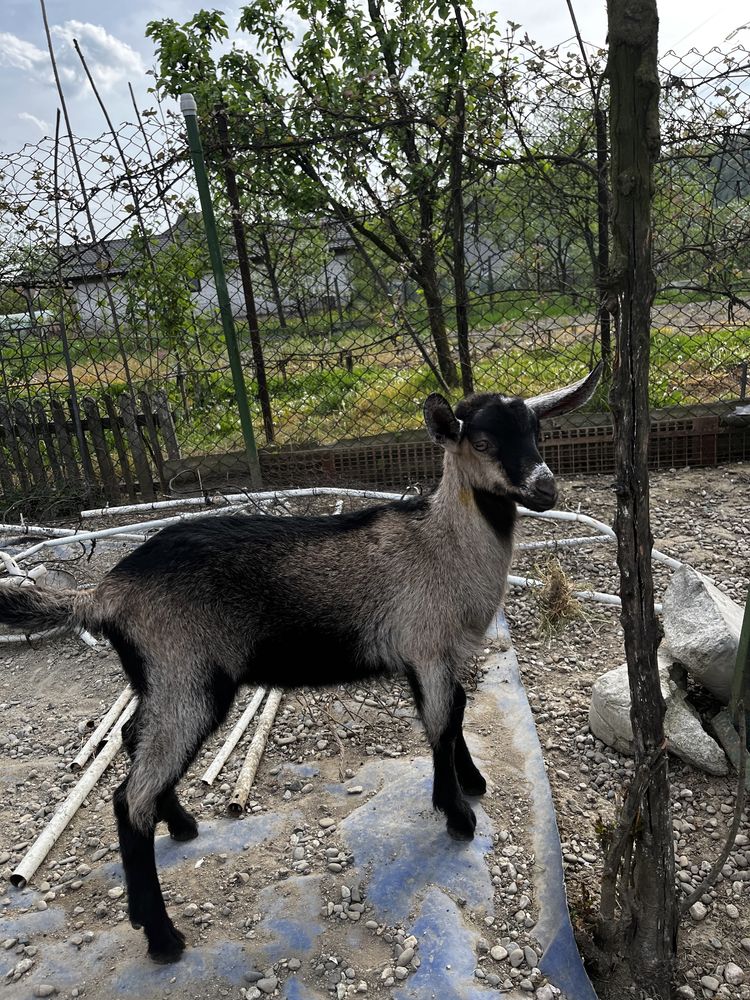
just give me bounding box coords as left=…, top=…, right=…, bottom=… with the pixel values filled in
left=1, top=296, right=747, bottom=457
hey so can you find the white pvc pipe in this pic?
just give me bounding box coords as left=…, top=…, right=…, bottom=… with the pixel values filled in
left=0, top=626, right=68, bottom=644
left=8, top=514, right=213, bottom=562
left=70, top=688, right=135, bottom=771
left=507, top=574, right=663, bottom=613
left=201, top=687, right=266, bottom=786
left=80, top=487, right=404, bottom=519
left=516, top=535, right=612, bottom=552
left=11, top=698, right=138, bottom=889
left=518, top=507, right=682, bottom=570
left=227, top=689, right=283, bottom=815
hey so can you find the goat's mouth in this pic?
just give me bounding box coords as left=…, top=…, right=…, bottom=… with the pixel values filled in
left=515, top=488, right=558, bottom=512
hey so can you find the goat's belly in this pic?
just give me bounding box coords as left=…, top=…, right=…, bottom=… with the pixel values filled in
left=245, top=627, right=391, bottom=689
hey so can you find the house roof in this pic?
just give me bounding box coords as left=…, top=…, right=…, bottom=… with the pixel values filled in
left=60, top=212, right=199, bottom=284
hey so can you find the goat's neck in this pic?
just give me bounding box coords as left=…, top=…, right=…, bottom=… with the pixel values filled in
left=428, top=453, right=517, bottom=543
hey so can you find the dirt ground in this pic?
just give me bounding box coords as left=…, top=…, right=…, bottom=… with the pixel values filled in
left=1, top=463, right=749, bottom=1000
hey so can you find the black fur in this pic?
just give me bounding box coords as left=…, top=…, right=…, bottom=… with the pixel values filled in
left=472, top=490, right=518, bottom=539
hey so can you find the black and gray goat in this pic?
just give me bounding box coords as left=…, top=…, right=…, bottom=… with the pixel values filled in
left=0, top=364, right=601, bottom=963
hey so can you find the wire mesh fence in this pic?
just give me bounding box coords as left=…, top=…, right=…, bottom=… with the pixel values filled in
left=0, top=36, right=748, bottom=516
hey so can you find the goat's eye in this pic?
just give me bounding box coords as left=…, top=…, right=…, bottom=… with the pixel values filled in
left=472, top=439, right=490, bottom=452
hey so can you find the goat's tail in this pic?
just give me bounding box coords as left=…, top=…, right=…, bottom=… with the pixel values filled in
left=0, top=584, right=96, bottom=635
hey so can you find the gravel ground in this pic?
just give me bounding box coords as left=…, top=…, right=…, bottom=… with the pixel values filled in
left=0, top=464, right=749, bottom=1000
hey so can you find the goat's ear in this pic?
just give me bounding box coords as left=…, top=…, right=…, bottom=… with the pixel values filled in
left=526, top=362, right=603, bottom=419
left=424, top=393, right=462, bottom=450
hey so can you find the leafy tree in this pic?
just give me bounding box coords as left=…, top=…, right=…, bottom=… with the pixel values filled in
left=147, top=0, right=506, bottom=388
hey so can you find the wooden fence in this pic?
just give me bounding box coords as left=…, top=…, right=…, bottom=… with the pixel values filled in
left=0, top=389, right=180, bottom=504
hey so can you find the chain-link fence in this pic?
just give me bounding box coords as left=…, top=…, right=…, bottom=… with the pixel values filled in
left=0, top=38, right=748, bottom=516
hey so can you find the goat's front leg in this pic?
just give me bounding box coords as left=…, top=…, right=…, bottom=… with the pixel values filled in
left=407, top=669, right=477, bottom=840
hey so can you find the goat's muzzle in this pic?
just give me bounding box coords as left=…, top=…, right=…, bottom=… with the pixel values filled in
left=519, top=478, right=557, bottom=512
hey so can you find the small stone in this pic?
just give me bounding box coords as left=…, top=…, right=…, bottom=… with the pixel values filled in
left=724, top=963, right=745, bottom=986
left=689, top=901, right=707, bottom=921
left=491, top=946, right=508, bottom=962
left=520, top=978, right=534, bottom=992
left=288, top=958, right=301, bottom=971
left=675, top=987, right=695, bottom=999
left=107, top=886, right=124, bottom=900
left=726, top=903, right=740, bottom=919
left=700, top=975, right=720, bottom=992
left=397, top=948, right=415, bottom=966
left=347, top=786, right=363, bottom=795
left=319, top=818, right=335, bottom=829
left=33, top=988, right=57, bottom=998
left=256, top=975, right=278, bottom=995
left=35, top=900, right=48, bottom=911
left=183, top=904, right=199, bottom=917
left=394, top=967, right=408, bottom=981
left=523, top=946, right=538, bottom=968
left=743, top=939, right=750, bottom=954
left=509, top=948, right=524, bottom=968
left=536, top=986, right=555, bottom=1000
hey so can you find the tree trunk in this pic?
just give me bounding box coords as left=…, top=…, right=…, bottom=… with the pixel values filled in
left=260, top=231, right=287, bottom=330
left=216, top=107, right=275, bottom=444
left=596, top=108, right=612, bottom=373
left=420, top=269, right=458, bottom=389
left=450, top=85, right=473, bottom=395
left=601, top=1, right=678, bottom=996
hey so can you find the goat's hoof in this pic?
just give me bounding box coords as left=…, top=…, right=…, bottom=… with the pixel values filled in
left=446, top=804, right=476, bottom=841
left=168, top=816, right=199, bottom=842
left=146, top=919, right=186, bottom=964
left=459, top=772, right=487, bottom=797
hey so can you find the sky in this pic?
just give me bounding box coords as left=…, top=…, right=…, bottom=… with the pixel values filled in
left=0, top=0, right=747, bottom=152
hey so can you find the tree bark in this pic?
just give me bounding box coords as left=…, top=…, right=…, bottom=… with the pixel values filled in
left=450, top=85, right=473, bottom=395
left=602, top=1, right=677, bottom=996
left=216, top=108, right=275, bottom=444
left=595, top=108, right=612, bottom=373
left=419, top=262, right=458, bottom=389
left=259, top=231, right=287, bottom=330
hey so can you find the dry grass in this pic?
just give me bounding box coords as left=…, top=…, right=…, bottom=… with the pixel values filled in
left=533, top=557, right=586, bottom=636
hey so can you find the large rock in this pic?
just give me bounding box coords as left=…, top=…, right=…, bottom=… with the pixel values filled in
left=589, top=650, right=728, bottom=775
left=662, top=566, right=742, bottom=704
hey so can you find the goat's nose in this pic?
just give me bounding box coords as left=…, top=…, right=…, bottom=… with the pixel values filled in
left=534, top=479, right=557, bottom=504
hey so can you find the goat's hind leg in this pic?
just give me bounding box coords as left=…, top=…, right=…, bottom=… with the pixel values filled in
left=452, top=683, right=487, bottom=797
left=407, top=668, right=476, bottom=841
left=114, top=777, right=185, bottom=962
left=122, top=711, right=199, bottom=842
left=115, top=671, right=237, bottom=962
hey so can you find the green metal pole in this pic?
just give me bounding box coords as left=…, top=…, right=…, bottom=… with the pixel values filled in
left=180, top=93, right=262, bottom=489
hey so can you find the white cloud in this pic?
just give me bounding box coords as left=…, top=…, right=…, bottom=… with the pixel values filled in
left=51, top=20, right=146, bottom=92
left=18, top=111, right=50, bottom=134
left=0, top=21, right=145, bottom=99
left=0, top=32, right=48, bottom=73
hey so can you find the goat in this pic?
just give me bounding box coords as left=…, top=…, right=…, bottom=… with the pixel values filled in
left=0, top=364, right=601, bottom=963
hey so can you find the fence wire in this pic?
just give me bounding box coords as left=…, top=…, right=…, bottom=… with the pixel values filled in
left=0, top=40, right=749, bottom=516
